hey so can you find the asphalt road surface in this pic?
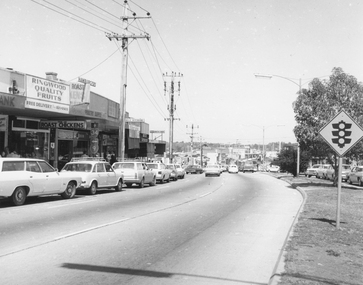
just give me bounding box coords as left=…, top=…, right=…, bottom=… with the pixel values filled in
left=0, top=172, right=302, bottom=285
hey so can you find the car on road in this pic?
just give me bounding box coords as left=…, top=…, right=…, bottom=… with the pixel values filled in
left=347, top=166, right=363, bottom=186
left=146, top=162, right=172, bottom=183
left=112, top=161, right=155, bottom=188
left=268, top=165, right=280, bottom=173
left=305, top=164, right=322, bottom=178
left=0, top=158, right=82, bottom=206
left=184, top=164, right=203, bottom=174
left=204, top=164, right=221, bottom=177
left=316, top=164, right=331, bottom=179
left=166, top=164, right=178, bottom=181
left=174, top=164, right=186, bottom=179
left=326, top=164, right=351, bottom=181
left=240, top=162, right=256, bottom=173
left=62, top=158, right=124, bottom=194
left=228, top=164, right=239, bottom=173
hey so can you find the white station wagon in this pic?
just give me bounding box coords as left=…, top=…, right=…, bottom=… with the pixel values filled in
left=61, top=158, right=123, bottom=195
left=0, top=158, right=82, bottom=206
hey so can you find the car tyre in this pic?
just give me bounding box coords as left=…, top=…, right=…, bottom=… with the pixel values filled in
left=61, top=182, right=76, bottom=199
left=139, top=178, right=145, bottom=188
left=150, top=176, right=156, bottom=186
left=88, top=181, right=97, bottom=195
left=115, top=179, right=123, bottom=191
left=11, top=186, right=27, bottom=206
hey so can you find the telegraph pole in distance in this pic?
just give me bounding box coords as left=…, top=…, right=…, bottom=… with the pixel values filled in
left=106, top=0, right=150, bottom=161
left=186, top=124, right=199, bottom=152
left=164, top=72, right=182, bottom=163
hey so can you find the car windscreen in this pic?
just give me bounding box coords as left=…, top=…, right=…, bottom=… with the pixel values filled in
left=62, top=163, right=92, bottom=172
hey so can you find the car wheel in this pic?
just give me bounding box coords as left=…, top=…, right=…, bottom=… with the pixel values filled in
left=139, top=178, right=145, bottom=188
left=115, top=179, right=123, bottom=191
left=308, top=175, right=311, bottom=178
left=61, top=182, right=76, bottom=199
left=88, top=181, right=97, bottom=195
left=11, top=187, right=27, bottom=206
left=150, top=176, right=156, bottom=186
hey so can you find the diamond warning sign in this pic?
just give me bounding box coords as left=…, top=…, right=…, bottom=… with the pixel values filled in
left=319, top=110, right=363, bottom=157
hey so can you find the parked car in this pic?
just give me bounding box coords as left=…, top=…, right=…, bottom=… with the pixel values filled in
left=268, top=165, right=280, bottom=173
left=204, top=164, right=221, bottom=177
left=146, top=162, right=172, bottom=183
left=61, top=158, right=123, bottom=194
left=165, top=164, right=178, bottom=181
left=347, top=166, right=363, bottom=186
left=112, top=161, right=155, bottom=188
left=184, top=165, right=203, bottom=174
left=326, top=164, right=351, bottom=181
left=174, top=164, right=186, bottom=179
left=305, top=164, right=322, bottom=178
left=228, top=164, right=239, bottom=173
left=0, top=158, right=82, bottom=206
left=316, top=164, right=331, bottom=179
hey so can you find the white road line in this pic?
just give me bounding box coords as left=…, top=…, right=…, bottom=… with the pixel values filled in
left=48, top=199, right=96, bottom=209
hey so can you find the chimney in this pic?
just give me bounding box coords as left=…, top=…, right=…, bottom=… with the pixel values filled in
left=45, top=72, right=58, bottom=81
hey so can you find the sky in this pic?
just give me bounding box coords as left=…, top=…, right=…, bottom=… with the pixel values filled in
left=1, top=0, right=363, bottom=146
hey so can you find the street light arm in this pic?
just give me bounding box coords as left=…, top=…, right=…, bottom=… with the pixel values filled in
left=254, top=73, right=301, bottom=88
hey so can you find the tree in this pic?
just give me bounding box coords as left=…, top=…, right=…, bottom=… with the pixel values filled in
left=277, top=146, right=310, bottom=176
left=293, top=67, right=363, bottom=185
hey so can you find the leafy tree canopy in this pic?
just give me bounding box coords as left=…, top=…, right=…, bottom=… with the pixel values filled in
left=293, top=67, right=363, bottom=164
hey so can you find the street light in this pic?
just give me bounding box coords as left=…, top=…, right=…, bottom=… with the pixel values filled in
left=254, top=73, right=306, bottom=176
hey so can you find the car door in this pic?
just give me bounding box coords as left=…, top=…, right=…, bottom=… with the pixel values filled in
left=95, top=163, right=108, bottom=187
left=26, top=161, right=49, bottom=194
left=142, top=163, right=153, bottom=183
left=38, top=160, right=63, bottom=193
left=105, top=163, right=118, bottom=186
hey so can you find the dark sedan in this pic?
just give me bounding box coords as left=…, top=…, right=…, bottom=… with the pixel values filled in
left=184, top=165, right=203, bottom=174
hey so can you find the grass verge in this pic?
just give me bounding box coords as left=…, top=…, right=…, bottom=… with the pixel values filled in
left=276, top=176, right=363, bottom=285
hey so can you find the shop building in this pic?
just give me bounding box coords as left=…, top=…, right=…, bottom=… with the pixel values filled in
left=0, top=67, right=166, bottom=167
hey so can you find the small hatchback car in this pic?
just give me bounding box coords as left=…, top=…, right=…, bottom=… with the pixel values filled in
left=61, top=158, right=123, bottom=195
left=0, top=158, right=82, bottom=206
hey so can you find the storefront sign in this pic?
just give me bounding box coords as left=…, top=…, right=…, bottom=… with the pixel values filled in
left=150, top=130, right=165, bottom=133
left=40, top=120, right=87, bottom=129
left=0, top=94, right=15, bottom=107
left=140, top=133, right=149, bottom=143
left=25, top=75, right=70, bottom=114
left=70, top=82, right=90, bottom=105
left=78, top=77, right=96, bottom=87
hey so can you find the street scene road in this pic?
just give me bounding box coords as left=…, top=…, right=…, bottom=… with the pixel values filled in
left=0, top=173, right=302, bottom=285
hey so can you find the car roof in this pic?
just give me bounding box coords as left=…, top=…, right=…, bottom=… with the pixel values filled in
left=0, top=158, right=45, bottom=162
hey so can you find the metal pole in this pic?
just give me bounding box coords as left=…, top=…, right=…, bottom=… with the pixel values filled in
left=336, top=157, right=342, bottom=229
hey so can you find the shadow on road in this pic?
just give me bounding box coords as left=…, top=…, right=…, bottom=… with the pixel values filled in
left=61, top=263, right=267, bottom=285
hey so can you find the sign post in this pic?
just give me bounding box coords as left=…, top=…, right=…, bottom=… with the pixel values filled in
left=319, top=110, right=363, bottom=228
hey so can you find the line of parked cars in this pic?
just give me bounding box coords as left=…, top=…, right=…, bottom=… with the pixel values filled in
left=0, top=157, right=193, bottom=206
left=304, top=163, right=363, bottom=186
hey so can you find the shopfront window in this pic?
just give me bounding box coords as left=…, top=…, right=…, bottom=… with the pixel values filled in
left=8, top=131, right=49, bottom=160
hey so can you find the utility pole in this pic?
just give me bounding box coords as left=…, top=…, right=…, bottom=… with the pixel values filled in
left=164, top=72, right=182, bottom=162
left=105, top=0, right=150, bottom=161
left=186, top=124, right=198, bottom=152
